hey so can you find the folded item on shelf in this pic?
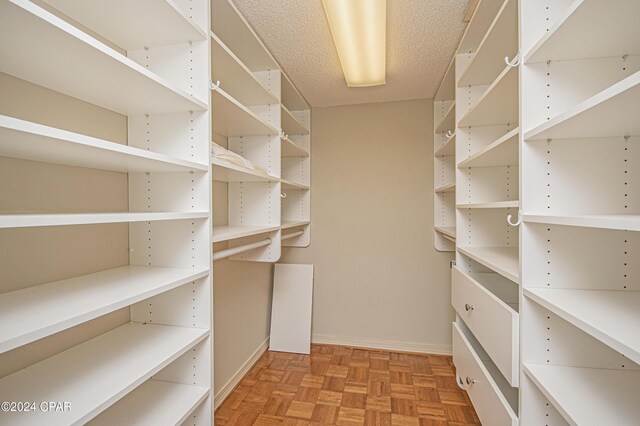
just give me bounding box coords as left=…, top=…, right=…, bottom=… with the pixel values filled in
left=211, top=142, right=254, bottom=170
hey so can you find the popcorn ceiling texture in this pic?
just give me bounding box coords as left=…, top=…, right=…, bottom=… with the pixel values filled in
left=231, top=0, right=469, bottom=107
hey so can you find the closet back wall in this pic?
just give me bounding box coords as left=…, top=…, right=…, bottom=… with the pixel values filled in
left=281, top=99, right=454, bottom=353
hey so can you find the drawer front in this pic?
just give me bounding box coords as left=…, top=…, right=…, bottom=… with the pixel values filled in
left=452, top=266, right=519, bottom=386
left=453, top=323, right=518, bottom=426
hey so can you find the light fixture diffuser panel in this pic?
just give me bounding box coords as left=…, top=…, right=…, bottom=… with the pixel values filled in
left=322, top=0, right=387, bottom=87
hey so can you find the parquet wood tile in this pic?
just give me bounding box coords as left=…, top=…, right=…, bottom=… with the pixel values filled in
left=215, top=344, right=480, bottom=425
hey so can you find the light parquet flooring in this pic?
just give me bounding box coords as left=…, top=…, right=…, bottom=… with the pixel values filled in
left=215, top=344, right=481, bottom=425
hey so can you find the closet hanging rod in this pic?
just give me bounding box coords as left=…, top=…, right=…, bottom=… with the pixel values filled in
left=213, top=237, right=271, bottom=261
left=282, top=230, right=304, bottom=241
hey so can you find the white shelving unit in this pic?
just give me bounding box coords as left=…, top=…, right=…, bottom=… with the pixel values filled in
left=520, top=1, right=640, bottom=423
left=0, top=0, right=213, bottom=423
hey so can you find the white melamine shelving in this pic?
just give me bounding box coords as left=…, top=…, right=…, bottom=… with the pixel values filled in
left=212, top=88, right=279, bottom=137
left=524, top=214, right=640, bottom=232
left=281, top=220, right=311, bottom=230
left=0, top=0, right=207, bottom=115
left=0, top=212, right=208, bottom=229
left=458, top=246, right=519, bottom=284
left=458, top=0, right=517, bottom=87
left=281, top=73, right=309, bottom=112
left=91, top=380, right=209, bottom=426
left=0, top=266, right=208, bottom=354
left=435, top=226, right=456, bottom=239
left=0, top=323, right=209, bottom=425
left=212, top=157, right=279, bottom=183
left=525, top=288, right=640, bottom=364
left=523, top=364, right=640, bottom=426
left=211, top=32, right=279, bottom=106
left=524, top=71, right=640, bottom=141
left=457, top=200, right=519, bottom=209
left=435, top=134, right=456, bottom=157
left=458, top=65, right=518, bottom=128
left=457, top=0, right=505, bottom=54
left=458, top=128, right=518, bottom=168
left=281, top=106, right=310, bottom=136
left=281, top=179, right=310, bottom=190
left=524, top=0, right=640, bottom=64
left=435, top=183, right=456, bottom=193
left=0, top=115, right=207, bottom=173
left=212, top=225, right=280, bottom=243
left=434, top=101, right=456, bottom=134
left=42, top=0, right=206, bottom=50
left=281, top=136, right=310, bottom=157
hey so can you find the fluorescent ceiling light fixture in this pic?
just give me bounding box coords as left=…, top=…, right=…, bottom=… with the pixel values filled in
left=322, top=0, right=386, bottom=87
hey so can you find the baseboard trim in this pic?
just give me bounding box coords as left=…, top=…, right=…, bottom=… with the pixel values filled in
left=214, top=337, right=270, bottom=410
left=311, top=334, right=452, bottom=356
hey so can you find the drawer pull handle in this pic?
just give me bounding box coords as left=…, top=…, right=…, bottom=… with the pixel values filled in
left=465, top=377, right=476, bottom=385
left=465, top=303, right=474, bottom=312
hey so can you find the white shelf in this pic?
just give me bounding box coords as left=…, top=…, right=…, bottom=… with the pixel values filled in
left=524, top=71, right=640, bottom=141
left=435, top=56, right=456, bottom=102
left=212, top=225, right=280, bottom=243
left=0, top=265, right=208, bottom=354
left=42, top=0, right=206, bottom=51
left=457, top=0, right=505, bottom=54
left=458, top=65, right=518, bottom=128
left=457, top=200, right=519, bottom=209
left=524, top=214, right=640, bottom=232
left=435, top=134, right=456, bottom=157
left=281, top=136, right=310, bottom=157
left=211, top=32, right=279, bottom=106
left=281, top=72, right=309, bottom=111
left=458, top=128, right=519, bottom=168
left=458, top=0, right=518, bottom=87
left=281, top=106, right=309, bottom=136
left=0, top=115, right=207, bottom=173
left=212, top=157, right=279, bottom=183
left=523, top=364, right=640, bottom=426
left=458, top=246, right=519, bottom=284
left=435, top=183, right=456, bottom=193
left=524, top=0, right=640, bottom=64
left=435, top=226, right=456, bottom=239
left=0, top=0, right=207, bottom=115
left=91, top=380, right=209, bottom=426
left=0, top=212, right=208, bottom=229
left=211, top=0, right=278, bottom=72
left=434, top=101, right=456, bottom=134
left=0, top=323, right=209, bottom=426
left=281, top=220, right=310, bottom=230
left=525, top=288, right=640, bottom=364
left=281, top=179, right=310, bottom=190
left=212, top=87, right=279, bottom=137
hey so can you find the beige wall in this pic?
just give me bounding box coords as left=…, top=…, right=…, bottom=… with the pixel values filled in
left=280, top=99, right=455, bottom=353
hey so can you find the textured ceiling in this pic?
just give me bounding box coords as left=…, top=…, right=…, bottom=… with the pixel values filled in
left=231, top=0, right=469, bottom=107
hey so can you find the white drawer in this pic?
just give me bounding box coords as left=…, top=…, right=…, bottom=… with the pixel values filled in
left=453, top=322, right=518, bottom=426
left=452, top=266, right=519, bottom=386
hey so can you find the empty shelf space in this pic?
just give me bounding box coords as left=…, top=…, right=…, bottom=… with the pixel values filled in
left=211, top=32, right=279, bottom=106
left=281, top=106, right=309, bottom=136
left=457, top=200, right=519, bottom=209
left=212, top=157, right=279, bottom=183
left=434, top=57, right=455, bottom=102
left=434, top=101, right=456, bottom=134
left=0, top=265, right=208, bottom=354
left=458, top=0, right=518, bottom=87
left=212, top=88, right=279, bottom=137
left=0, top=115, right=207, bottom=173
left=435, top=226, right=456, bottom=239
left=524, top=0, right=640, bottom=64
left=525, top=288, right=640, bottom=364
left=458, top=246, right=519, bottom=283
left=524, top=71, right=640, bottom=141
left=42, top=0, right=206, bottom=51
left=458, top=128, right=519, bottom=168
left=212, top=225, right=280, bottom=243
left=435, top=183, right=456, bottom=193
left=523, top=364, right=640, bottom=426
left=281, top=220, right=310, bottom=230
left=435, top=134, right=456, bottom=157
left=281, top=179, right=310, bottom=190
left=281, top=73, right=309, bottom=111
left=457, top=0, right=505, bottom=55
left=281, top=137, right=309, bottom=157
left=0, top=0, right=207, bottom=115
left=0, top=212, right=208, bottom=229
left=524, top=214, right=640, bottom=232
left=458, top=65, right=518, bottom=128
left=0, top=323, right=209, bottom=425
left=91, top=380, right=209, bottom=426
